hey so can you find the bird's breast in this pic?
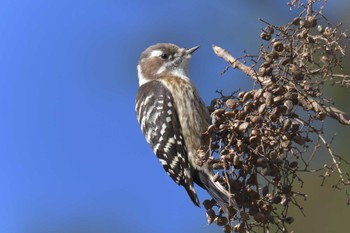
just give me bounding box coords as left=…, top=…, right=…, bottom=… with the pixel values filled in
left=158, top=76, right=209, bottom=157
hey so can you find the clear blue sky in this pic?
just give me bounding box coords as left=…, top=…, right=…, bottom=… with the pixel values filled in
left=0, top=1, right=348, bottom=233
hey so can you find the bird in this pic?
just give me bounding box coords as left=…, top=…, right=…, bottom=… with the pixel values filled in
left=135, top=43, right=235, bottom=216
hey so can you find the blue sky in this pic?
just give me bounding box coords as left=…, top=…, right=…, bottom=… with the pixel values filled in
left=0, top=1, right=349, bottom=233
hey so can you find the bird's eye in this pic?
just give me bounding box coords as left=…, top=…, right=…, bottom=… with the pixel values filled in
left=161, top=53, right=169, bottom=60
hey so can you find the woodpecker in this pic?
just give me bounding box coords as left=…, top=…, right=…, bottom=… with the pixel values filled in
left=135, top=43, right=234, bottom=214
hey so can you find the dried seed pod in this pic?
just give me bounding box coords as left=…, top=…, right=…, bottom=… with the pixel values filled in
left=292, top=17, right=301, bottom=25
left=281, top=140, right=291, bottom=148
left=316, top=111, right=326, bottom=120
left=206, top=209, right=216, bottom=224
left=260, top=32, right=271, bottom=41
left=247, top=188, right=260, bottom=200
left=265, top=25, right=274, bottom=35
left=223, top=225, right=231, bottom=233
left=320, top=55, right=330, bottom=65
left=238, top=91, right=246, bottom=98
left=249, top=135, right=259, bottom=145
left=263, top=92, right=273, bottom=106
left=317, top=24, right=324, bottom=33
left=280, top=57, right=291, bottom=66
left=254, top=212, right=267, bottom=223
left=203, top=199, right=215, bottom=210
left=253, top=89, right=263, bottom=99
left=281, top=185, right=292, bottom=194
left=272, top=195, right=282, bottom=204
left=289, top=161, right=298, bottom=169
left=283, top=118, right=292, bottom=131
left=284, top=100, right=294, bottom=113
left=293, top=70, right=304, bottom=80
left=307, top=35, right=315, bottom=43
left=238, top=122, right=249, bottom=132
left=284, top=216, right=294, bottom=224
left=251, top=116, right=263, bottom=123
left=251, top=129, right=260, bottom=136
left=273, top=41, right=284, bottom=52
left=225, top=99, right=235, bottom=109
left=258, top=103, right=267, bottom=113
left=214, top=216, right=228, bottom=226
left=272, top=86, right=285, bottom=95
left=261, top=61, right=272, bottom=68
left=293, top=135, right=306, bottom=145
left=243, top=92, right=253, bottom=102
left=261, top=204, right=273, bottom=214
left=323, top=27, right=332, bottom=36
left=258, top=67, right=267, bottom=77
left=262, top=185, right=269, bottom=197
left=307, top=15, right=317, bottom=28
left=290, top=122, right=300, bottom=132
left=273, top=96, right=282, bottom=103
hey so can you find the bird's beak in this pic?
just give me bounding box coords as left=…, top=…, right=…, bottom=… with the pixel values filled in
left=186, top=45, right=200, bottom=55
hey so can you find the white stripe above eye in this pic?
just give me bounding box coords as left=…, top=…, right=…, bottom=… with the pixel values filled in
left=150, top=50, right=163, bottom=57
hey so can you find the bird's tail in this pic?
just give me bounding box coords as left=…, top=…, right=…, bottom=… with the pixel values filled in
left=195, top=171, right=237, bottom=219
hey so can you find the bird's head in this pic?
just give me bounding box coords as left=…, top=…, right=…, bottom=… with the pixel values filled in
left=137, top=43, right=200, bottom=86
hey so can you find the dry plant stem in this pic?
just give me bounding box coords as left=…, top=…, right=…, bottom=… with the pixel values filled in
left=212, top=45, right=350, bottom=126
left=318, top=133, right=350, bottom=185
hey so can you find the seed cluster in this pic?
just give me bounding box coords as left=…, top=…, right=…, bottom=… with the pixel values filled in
left=203, top=1, right=349, bottom=232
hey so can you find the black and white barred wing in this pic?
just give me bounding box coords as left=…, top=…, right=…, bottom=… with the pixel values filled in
left=135, top=80, right=199, bottom=206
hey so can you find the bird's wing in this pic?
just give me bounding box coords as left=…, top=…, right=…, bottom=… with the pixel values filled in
left=135, top=80, right=199, bottom=206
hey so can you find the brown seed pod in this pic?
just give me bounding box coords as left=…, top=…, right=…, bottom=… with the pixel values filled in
left=307, top=15, right=317, bottom=28
left=251, top=129, right=260, bottom=136
left=284, top=216, right=294, bottom=224
left=256, top=157, right=269, bottom=168
left=225, top=98, right=235, bottom=109
left=251, top=116, right=263, bottom=123
left=284, top=100, right=294, bottom=113
left=280, top=57, right=291, bottom=66
left=203, top=199, right=215, bottom=210
left=292, top=17, right=301, bottom=25
left=223, top=225, right=231, bottom=233
left=317, top=24, right=324, bottom=33
left=281, top=140, right=291, bottom=148
left=206, top=209, right=216, bottom=224
left=273, top=41, right=284, bottom=52
left=307, top=35, right=315, bottom=43
left=254, top=212, right=267, bottom=223
left=316, top=111, right=326, bottom=120
left=290, top=121, right=300, bottom=132
left=214, top=216, right=228, bottom=226
left=263, top=92, right=273, bottom=106
left=243, top=92, right=253, bottom=102
left=289, top=161, right=298, bottom=169
left=238, top=122, right=249, bottom=132
left=260, top=32, right=271, bottom=41
left=284, top=118, right=292, bottom=129
left=261, top=204, right=273, bottom=214
left=293, top=135, right=306, bottom=145
left=253, top=89, right=263, bottom=99
left=249, top=135, right=259, bottom=145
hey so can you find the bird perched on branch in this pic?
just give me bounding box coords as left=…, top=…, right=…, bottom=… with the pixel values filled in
left=135, top=43, right=235, bottom=217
